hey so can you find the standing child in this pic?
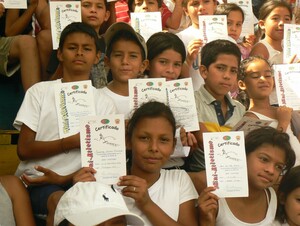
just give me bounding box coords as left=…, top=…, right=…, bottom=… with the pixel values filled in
left=238, top=56, right=300, bottom=165
left=14, top=22, right=116, bottom=226
left=250, top=0, right=292, bottom=106
left=198, top=127, right=296, bottom=226
left=272, top=165, right=300, bottom=226
left=102, top=22, right=148, bottom=118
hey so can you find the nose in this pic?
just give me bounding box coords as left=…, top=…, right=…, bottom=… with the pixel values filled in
left=141, top=1, right=148, bottom=10
left=223, top=70, right=231, bottom=80
left=149, top=140, right=158, bottom=153
left=198, top=4, right=204, bottom=12
left=90, top=4, right=97, bottom=12
left=76, top=48, right=83, bottom=56
left=166, top=63, right=174, bottom=74
left=264, top=163, right=275, bottom=175
left=121, top=55, right=129, bottom=64
left=230, top=25, right=236, bottom=32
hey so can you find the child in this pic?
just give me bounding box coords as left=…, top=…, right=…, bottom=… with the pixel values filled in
left=0, top=3, right=41, bottom=91
left=119, top=101, right=198, bottom=226
left=54, top=181, right=145, bottom=226
left=187, top=39, right=245, bottom=172
left=146, top=31, right=186, bottom=80
left=0, top=175, right=36, bottom=226
left=198, top=126, right=296, bottom=226
left=177, top=0, right=217, bottom=91
left=13, top=22, right=116, bottom=225
left=250, top=0, right=292, bottom=106
left=102, top=22, right=148, bottom=118
left=272, top=165, right=300, bottom=226
left=238, top=56, right=300, bottom=165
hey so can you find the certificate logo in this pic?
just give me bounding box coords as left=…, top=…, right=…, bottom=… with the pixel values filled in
left=101, top=119, right=110, bottom=124
left=223, top=135, right=231, bottom=141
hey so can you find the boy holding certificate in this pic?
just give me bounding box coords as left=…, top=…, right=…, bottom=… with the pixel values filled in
left=13, top=22, right=116, bottom=225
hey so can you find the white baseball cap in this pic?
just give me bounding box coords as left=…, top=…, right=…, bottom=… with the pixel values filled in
left=54, top=182, right=145, bottom=226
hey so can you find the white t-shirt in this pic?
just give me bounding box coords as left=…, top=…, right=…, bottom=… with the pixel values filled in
left=13, top=79, right=117, bottom=177
left=177, top=26, right=204, bottom=91
left=124, top=169, right=198, bottom=226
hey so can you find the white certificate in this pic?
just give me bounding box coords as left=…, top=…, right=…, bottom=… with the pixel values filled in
left=55, top=80, right=96, bottom=138
left=50, top=1, right=82, bottom=49
left=198, top=15, right=228, bottom=43
left=130, top=12, right=162, bottom=41
left=166, top=78, right=199, bottom=132
left=231, top=116, right=272, bottom=137
left=128, top=78, right=167, bottom=112
left=283, top=24, right=300, bottom=63
left=204, top=131, right=248, bottom=198
left=2, top=0, right=27, bottom=9
left=228, top=0, right=254, bottom=37
left=274, top=63, right=300, bottom=109
left=80, top=114, right=126, bottom=184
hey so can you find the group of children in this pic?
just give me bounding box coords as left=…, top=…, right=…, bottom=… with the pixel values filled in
left=2, top=0, right=300, bottom=225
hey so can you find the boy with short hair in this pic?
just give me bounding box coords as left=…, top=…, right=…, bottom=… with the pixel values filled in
left=13, top=22, right=116, bottom=225
left=187, top=40, right=245, bottom=193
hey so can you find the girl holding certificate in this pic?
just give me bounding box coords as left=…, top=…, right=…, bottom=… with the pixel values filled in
left=198, top=127, right=296, bottom=226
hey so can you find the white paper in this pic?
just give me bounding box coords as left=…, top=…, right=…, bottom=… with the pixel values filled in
left=2, top=0, right=27, bottom=9
left=166, top=78, right=199, bottom=132
left=283, top=24, right=300, bottom=63
left=171, top=128, right=190, bottom=158
left=130, top=12, right=162, bottom=41
left=49, top=1, right=82, bottom=49
left=274, top=63, right=300, bottom=109
left=227, top=0, right=254, bottom=37
left=80, top=115, right=126, bottom=184
left=198, top=15, right=228, bottom=43
left=204, top=131, right=248, bottom=198
left=55, top=80, right=96, bottom=138
left=231, top=117, right=272, bottom=137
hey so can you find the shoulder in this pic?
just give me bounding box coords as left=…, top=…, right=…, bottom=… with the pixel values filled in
left=250, top=42, right=269, bottom=58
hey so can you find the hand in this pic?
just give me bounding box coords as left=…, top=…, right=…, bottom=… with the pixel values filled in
left=198, top=186, right=219, bottom=224
left=242, top=34, right=256, bottom=47
left=21, top=165, right=60, bottom=186
left=276, top=106, right=293, bottom=131
left=118, top=175, right=153, bottom=210
left=180, top=127, right=198, bottom=149
left=29, top=0, right=39, bottom=8
left=0, top=3, right=5, bottom=18
left=186, top=39, right=204, bottom=67
left=72, top=167, right=97, bottom=184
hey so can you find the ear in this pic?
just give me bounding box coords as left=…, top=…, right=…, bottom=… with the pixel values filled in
left=94, top=51, right=101, bottom=65
left=183, top=7, right=189, bottom=17
left=258, top=19, right=265, bottom=30
left=139, top=59, right=149, bottom=73
left=238, top=80, right=247, bottom=91
left=199, top=65, right=208, bottom=80
left=104, top=55, right=110, bottom=68
left=104, top=10, right=110, bottom=22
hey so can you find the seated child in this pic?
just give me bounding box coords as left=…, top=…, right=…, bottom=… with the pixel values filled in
left=54, top=181, right=145, bottom=226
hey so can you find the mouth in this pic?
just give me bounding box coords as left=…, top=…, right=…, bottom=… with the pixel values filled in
left=88, top=16, right=98, bottom=20
left=220, top=83, right=231, bottom=88
left=144, top=157, right=162, bottom=164
left=73, top=60, right=85, bottom=64
left=259, top=175, right=272, bottom=183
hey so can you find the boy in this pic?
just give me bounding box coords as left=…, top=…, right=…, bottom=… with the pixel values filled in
left=187, top=40, right=245, bottom=193
left=54, top=182, right=145, bottom=226
left=13, top=22, right=116, bottom=225
left=177, top=0, right=217, bottom=91
left=0, top=3, right=40, bottom=91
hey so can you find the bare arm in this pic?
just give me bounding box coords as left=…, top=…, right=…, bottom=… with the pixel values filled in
left=165, top=0, right=183, bottom=29
left=249, top=42, right=269, bottom=59
left=17, top=124, right=80, bottom=160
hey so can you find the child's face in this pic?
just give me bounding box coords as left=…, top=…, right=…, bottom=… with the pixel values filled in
left=105, top=39, right=148, bottom=83
left=184, top=0, right=216, bottom=27
left=238, top=59, right=274, bottom=99
left=133, top=0, right=160, bottom=12
left=148, top=49, right=182, bottom=81
left=58, top=32, right=100, bottom=76
left=128, top=116, right=175, bottom=174
left=227, top=10, right=243, bottom=41
left=247, top=144, right=286, bottom=190
left=259, top=6, right=291, bottom=41
left=200, top=54, right=238, bottom=100
left=81, top=0, right=110, bottom=32
left=283, top=187, right=300, bottom=226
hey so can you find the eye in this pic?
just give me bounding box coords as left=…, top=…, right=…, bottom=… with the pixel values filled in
left=160, top=137, right=171, bottom=143
left=259, top=156, right=269, bottom=163
left=237, top=23, right=242, bottom=27
left=97, top=4, right=103, bottom=9
left=174, top=62, right=182, bottom=68
left=130, top=54, right=138, bottom=58
left=231, top=68, right=238, bottom=75
left=84, top=47, right=92, bottom=51
left=139, top=136, right=150, bottom=141
left=159, top=59, right=168, bottom=65
left=216, top=65, right=226, bottom=71
left=275, top=164, right=285, bottom=172
left=227, top=21, right=233, bottom=26
left=82, top=3, right=91, bottom=8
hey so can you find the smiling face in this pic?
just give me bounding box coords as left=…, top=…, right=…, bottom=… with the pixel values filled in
left=184, top=0, right=216, bottom=27
left=148, top=49, right=183, bottom=81
left=200, top=53, right=239, bottom=100
left=259, top=6, right=291, bottom=41
left=247, top=143, right=286, bottom=191
left=283, top=187, right=300, bottom=226
left=227, top=10, right=243, bottom=41
left=128, top=116, right=175, bottom=174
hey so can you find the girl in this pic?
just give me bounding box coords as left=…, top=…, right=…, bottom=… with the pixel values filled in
left=249, top=0, right=292, bottom=105
left=118, top=101, right=199, bottom=226
left=238, top=56, right=300, bottom=165
left=272, top=165, right=300, bottom=226
left=146, top=32, right=186, bottom=81
left=198, top=126, right=296, bottom=226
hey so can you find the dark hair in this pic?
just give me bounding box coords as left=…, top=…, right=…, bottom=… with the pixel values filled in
left=215, top=3, right=245, bottom=22
left=276, top=165, right=300, bottom=223
left=58, top=22, right=100, bottom=52
left=245, top=127, right=296, bottom=172
left=128, top=0, right=162, bottom=12
left=147, top=32, right=186, bottom=63
left=201, top=39, right=241, bottom=69
left=127, top=101, right=176, bottom=139
left=106, top=30, right=146, bottom=61
left=259, top=0, right=292, bottom=20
